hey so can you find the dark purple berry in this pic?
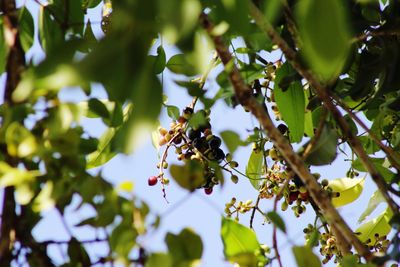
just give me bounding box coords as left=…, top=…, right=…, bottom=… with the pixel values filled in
left=209, top=136, right=221, bottom=149
left=204, top=187, right=213, bottom=195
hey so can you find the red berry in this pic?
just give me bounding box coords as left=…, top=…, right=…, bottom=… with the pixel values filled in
left=204, top=187, right=213, bottom=195
left=300, top=192, right=309, bottom=201
left=288, top=192, right=299, bottom=203
left=148, top=176, right=158, bottom=186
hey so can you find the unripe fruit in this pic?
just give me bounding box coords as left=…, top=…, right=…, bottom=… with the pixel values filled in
left=229, top=161, right=239, bottom=168
left=158, top=127, right=168, bottom=136
left=321, top=179, right=329, bottom=187
left=158, top=137, right=167, bottom=146
left=148, top=176, right=158, bottom=186
left=231, top=174, right=239, bottom=184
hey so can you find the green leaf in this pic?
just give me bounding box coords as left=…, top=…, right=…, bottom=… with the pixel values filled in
left=292, top=246, right=321, bottom=267
left=166, top=54, right=197, bottom=76
left=110, top=223, right=138, bottom=259
left=245, top=150, right=264, bottom=190
left=86, top=128, right=117, bottom=169
left=352, top=157, right=396, bottom=182
left=67, top=238, right=91, bottom=266
left=0, top=18, right=8, bottom=73
left=214, top=0, right=250, bottom=35
left=166, top=105, right=180, bottom=120
left=355, top=208, right=393, bottom=243
left=303, top=124, right=338, bottom=166
left=81, top=20, right=97, bottom=52
left=220, top=130, right=245, bottom=155
left=274, top=63, right=305, bottom=142
left=188, top=111, right=207, bottom=130
left=88, top=98, right=110, bottom=119
left=165, top=228, right=203, bottom=266
left=114, top=73, right=163, bottom=154
left=358, top=190, right=385, bottom=223
left=170, top=161, right=205, bottom=191
left=295, top=0, right=351, bottom=82
left=19, top=7, right=35, bottom=52
left=0, top=162, right=40, bottom=187
left=266, top=211, right=286, bottom=233
left=328, top=177, right=365, bottom=207
left=145, top=253, right=173, bottom=267
left=339, top=254, right=376, bottom=267
left=39, top=6, right=63, bottom=53
left=221, top=217, right=260, bottom=266
left=5, top=122, right=38, bottom=158
left=149, top=45, right=166, bottom=74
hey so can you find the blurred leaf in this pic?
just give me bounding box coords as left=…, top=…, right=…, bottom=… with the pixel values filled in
left=296, top=0, right=351, bottom=81
left=274, top=63, right=305, bottom=142
left=355, top=208, right=393, bottom=243
left=88, top=98, right=110, bottom=119
left=292, top=246, right=321, bottom=267
left=170, top=161, right=205, bottom=191
left=165, top=228, right=203, bottom=266
left=328, top=177, right=365, bottom=207
left=145, top=253, right=173, bottom=267
left=87, top=128, right=117, bottom=169
left=166, top=54, right=197, bottom=76
left=5, top=122, right=37, bottom=157
left=221, top=217, right=259, bottom=266
left=81, top=20, right=97, bottom=52
left=19, top=7, right=35, bottom=52
left=0, top=18, right=7, bottom=73
left=266, top=211, right=286, bottom=233
left=339, top=254, right=376, bottom=267
left=166, top=105, right=180, bottom=120
left=220, top=130, right=246, bottom=155
left=303, top=124, right=338, bottom=166
left=39, top=6, right=63, bottom=53
left=83, top=0, right=102, bottom=9
left=149, top=45, right=166, bottom=74
left=33, top=181, right=55, bottom=212
left=0, top=162, right=40, bottom=187
left=118, top=181, right=134, bottom=192
left=358, top=190, right=385, bottom=223
left=113, top=73, right=162, bottom=154
left=68, top=238, right=91, bottom=266
left=188, top=111, right=207, bottom=130
left=214, top=0, right=250, bottom=35
left=245, top=150, right=264, bottom=190
left=110, top=223, right=138, bottom=259
left=15, top=183, right=34, bottom=205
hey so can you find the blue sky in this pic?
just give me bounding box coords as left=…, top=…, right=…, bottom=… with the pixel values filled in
left=1, top=1, right=387, bottom=266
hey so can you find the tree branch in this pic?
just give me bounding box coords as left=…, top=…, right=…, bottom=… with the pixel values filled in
left=0, top=0, right=25, bottom=263
left=200, top=12, right=373, bottom=261
left=248, top=1, right=399, bottom=216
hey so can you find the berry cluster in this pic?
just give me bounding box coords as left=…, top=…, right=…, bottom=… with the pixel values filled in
left=224, top=197, right=254, bottom=221
left=303, top=224, right=341, bottom=264
left=365, top=233, right=390, bottom=253
left=148, top=106, right=235, bottom=195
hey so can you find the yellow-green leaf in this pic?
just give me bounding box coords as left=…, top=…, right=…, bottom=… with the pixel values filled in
left=358, top=190, right=385, bottom=223
left=221, top=217, right=260, bottom=266
left=355, top=208, right=393, bottom=243
left=329, top=177, right=365, bottom=207
left=245, top=150, right=264, bottom=190
left=292, top=246, right=321, bottom=267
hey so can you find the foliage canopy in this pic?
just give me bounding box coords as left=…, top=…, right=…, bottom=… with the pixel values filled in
left=1, top=0, right=400, bottom=266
